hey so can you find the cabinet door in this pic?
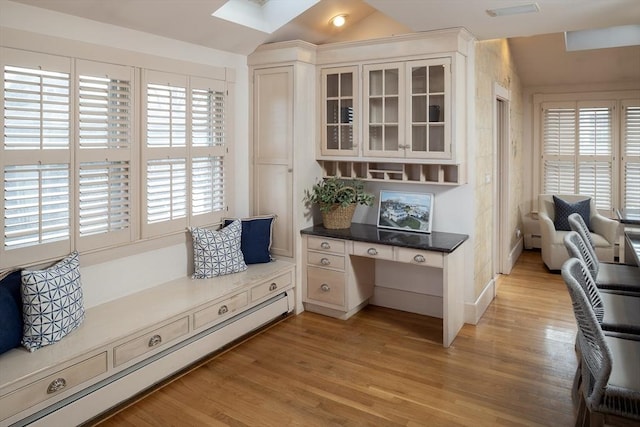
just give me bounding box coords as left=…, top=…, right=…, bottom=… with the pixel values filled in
left=406, top=58, right=451, bottom=159
left=363, top=63, right=405, bottom=158
left=252, top=67, right=293, bottom=257
left=321, top=66, right=358, bottom=156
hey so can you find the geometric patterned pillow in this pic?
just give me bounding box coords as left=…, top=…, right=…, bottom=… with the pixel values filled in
left=21, top=251, right=85, bottom=352
left=553, top=196, right=591, bottom=231
left=190, top=220, right=247, bottom=279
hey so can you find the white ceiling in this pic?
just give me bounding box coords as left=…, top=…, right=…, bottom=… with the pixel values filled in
left=6, top=0, right=640, bottom=86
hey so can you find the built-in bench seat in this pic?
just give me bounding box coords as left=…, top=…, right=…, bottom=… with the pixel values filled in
left=0, top=259, right=295, bottom=427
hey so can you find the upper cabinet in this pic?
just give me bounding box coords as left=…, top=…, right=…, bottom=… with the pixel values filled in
left=360, top=58, right=451, bottom=159
left=321, top=66, right=358, bottom=156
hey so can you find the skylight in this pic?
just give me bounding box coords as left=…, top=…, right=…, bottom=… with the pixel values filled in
left=565, top=25, right=640, bottom=51
left=212, top=0, right=320, bottom=34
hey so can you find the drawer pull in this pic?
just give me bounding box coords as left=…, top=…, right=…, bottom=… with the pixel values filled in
left=269, top=282, right=278, bottom=291
left=320, top=283, right=330, bottom=292
left=413, top=254, right=426, bottom=263
left=367, top=248, right=378, bottom=256
left=148, top=334, right=162, bottom=347
left=47, top=378, right=67, bottom=394
left=320, top=257, right=331, bottom=265
left=320, top=242, right=331, bottom=249
left=218, top=305, right=229, bottom=315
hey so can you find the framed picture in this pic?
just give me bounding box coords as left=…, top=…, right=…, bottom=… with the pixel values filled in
left=377, top=190, right=434, bottom=233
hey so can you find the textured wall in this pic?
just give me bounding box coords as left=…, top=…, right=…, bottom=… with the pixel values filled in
left=473, top=39, right=524, bottom=297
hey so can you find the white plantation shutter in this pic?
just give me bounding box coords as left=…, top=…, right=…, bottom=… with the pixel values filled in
left=541, top=101, right=614, bottom=212
left=76, top=60, right=133, bottom=250
left=190, top=77, right=226, bottom=227
left=622, top=101, right=640, bottom=209
left=142, top=72, right=227, bottom=235
left=577, top=103, right=613, bottom=211
left=1, top=49, right=71, bottom=268
left=142, top=71, right=188, bottom=236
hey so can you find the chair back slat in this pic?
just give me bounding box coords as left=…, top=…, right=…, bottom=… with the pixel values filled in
left=568, top=213, right=598, bottom=267
left=562, top=258, right=612, bottom=411
left=564, top=230, right=600, bottom=286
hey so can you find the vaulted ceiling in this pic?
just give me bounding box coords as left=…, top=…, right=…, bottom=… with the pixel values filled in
left=6, top=0, right=640, bottom=86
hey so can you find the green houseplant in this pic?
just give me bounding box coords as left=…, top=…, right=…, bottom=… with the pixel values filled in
left=304, top=177, right=374, bottom=229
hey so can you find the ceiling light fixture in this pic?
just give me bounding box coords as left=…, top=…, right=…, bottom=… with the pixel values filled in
left=331, top=14, right=347, bottom=27
left=486, top=3, right=539, bottom=17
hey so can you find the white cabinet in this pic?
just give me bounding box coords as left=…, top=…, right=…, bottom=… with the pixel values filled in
left=321, top=66, right=358, bottom=156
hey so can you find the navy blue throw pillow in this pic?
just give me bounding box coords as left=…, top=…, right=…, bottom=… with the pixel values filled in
left=0, top=270, right=23, bottom=354
left=224, top=216, right=275, bottom=264
left=553, top=196, right=591, bottom=231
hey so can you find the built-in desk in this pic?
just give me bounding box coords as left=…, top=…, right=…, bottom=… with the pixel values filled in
left=300, top=223, right=468, bottom=347
left=616, top=209, right=640, bottom=264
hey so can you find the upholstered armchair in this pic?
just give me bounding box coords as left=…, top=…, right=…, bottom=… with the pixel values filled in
left=538, top=194, right=619, bottom=270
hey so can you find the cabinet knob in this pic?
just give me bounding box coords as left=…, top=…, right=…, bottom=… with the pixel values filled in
left=367, top=248, right=378, bottom=256
left=320, top=283, right=330, bottom=292
left=320, top=242, right=330, bottom=249
left=413, top=254, right=426, bottom=263
left=218, top=305, right=229, bottom=315
left=269, top=282, right=278, bottom=291
left=47, top=377, right=67, bottom=394
left=148, top=334, right=162, bottom=347
left=320, top=257, right=331, bottom=265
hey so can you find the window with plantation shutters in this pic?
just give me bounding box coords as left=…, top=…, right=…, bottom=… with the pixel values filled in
left=541, top=101, right=614, bottom=212
left=1, top=48, right=72, bottom=268
left=622, top=101, right=640, bottom=210
left=76, top=60, right=133, bottom=250
left=142, top=71, right=227, bottom=237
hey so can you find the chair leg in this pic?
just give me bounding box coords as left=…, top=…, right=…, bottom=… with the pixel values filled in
left=575, top=394, right=589, bottom=427
left=572, top=363, right=582, bottom=407
left=589, top=411, right=604, bottom=427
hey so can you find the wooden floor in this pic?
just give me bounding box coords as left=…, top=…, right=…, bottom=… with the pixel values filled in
left=93, top=250, right=578, bottom=426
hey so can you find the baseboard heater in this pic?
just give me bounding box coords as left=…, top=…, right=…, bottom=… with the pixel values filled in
left=13, top=291, right=293, bottom=427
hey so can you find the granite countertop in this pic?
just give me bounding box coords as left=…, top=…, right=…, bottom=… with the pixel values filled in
left=300, top=223, right=468, bottom=253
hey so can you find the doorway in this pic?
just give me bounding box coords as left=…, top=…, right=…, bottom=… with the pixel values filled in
left=493, top=83, right=511, bottom=275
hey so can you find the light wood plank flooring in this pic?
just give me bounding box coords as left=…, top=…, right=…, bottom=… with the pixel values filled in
left=92, top=250, right=578, bottom=426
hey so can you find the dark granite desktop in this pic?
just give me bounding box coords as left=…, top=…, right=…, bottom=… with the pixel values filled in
left=300, top=223, right=468, bottom=253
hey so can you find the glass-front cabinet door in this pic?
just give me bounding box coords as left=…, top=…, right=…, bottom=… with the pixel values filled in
left=321, top=66, right=358, bottom=156
left=363, top=62, right=405, bottom=158
left=407, top=58, right=451, bottom=159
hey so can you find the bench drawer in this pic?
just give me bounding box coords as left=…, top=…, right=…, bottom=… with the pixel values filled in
left=0, top=352, right=107, bottom=421
left=251, top=271, right=292, bottom=302
left=396, top=247, right=443, bottom=268
left=114, top=317, right=189, bottom=367
left=307, top=236, right=345, bottom=255
left=306, top=266, right=346, bottom=307
left=194, top=292, right=249, bottom=330
left=353, top=241, right=394, bottom=260
left=307, top=251, right=345, bottom=271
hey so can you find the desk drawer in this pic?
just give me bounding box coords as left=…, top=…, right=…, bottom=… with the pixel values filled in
left=194, top=292, right=249, bottom=330
left=307, top=251, right=345, bottom=270
left=114, top=317, right=189, bottom=367
left=396, top=247, right=443, bottom=268
left=251, top=271, right=292, bottom=302
left=353, top=241, right=394, bottom=260
left=307, top=236, right=345, bottom=255
left=306, top=266, right=345, bottom=307
left=0, top=352, right=107, bottom=421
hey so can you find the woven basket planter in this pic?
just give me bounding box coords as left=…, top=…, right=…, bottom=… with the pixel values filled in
left=321, top=203, right=356, bottom=229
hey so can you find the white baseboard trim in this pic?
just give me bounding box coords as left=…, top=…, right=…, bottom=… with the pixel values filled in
left=504, top=237, right=524, bottom=275
left=464, top=278, right=495, bottom=325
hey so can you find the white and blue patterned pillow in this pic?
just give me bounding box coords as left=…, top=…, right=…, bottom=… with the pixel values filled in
left=21, top=251, right=85, bottom=352
left=190, top=220, right=247, bottom=278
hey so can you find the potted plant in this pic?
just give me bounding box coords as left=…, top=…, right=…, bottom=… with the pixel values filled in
left=304, top=177, right=374, bottom=229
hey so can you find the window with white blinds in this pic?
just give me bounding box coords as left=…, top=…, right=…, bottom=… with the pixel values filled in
left=1, top=48, right=231, bottom=269
left=1, top=49, right=72, bottom=267
left=142, top=71, right=227, bottom=237
left=622, top=101, right=640, bottom=210
left=76, top=60, right=133, bottom=250
left=541, top=101, right=614, bottom=212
